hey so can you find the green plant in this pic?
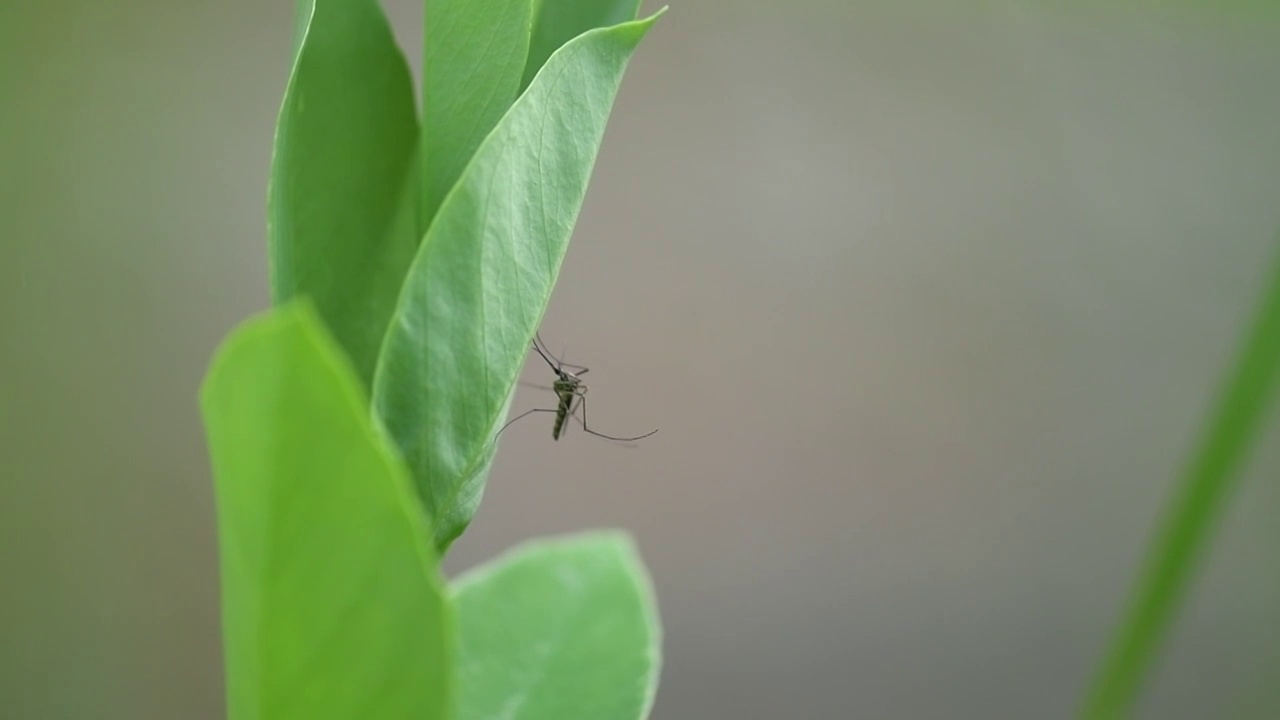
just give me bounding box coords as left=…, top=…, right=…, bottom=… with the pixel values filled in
left=1083, top=234, right=1280, bottom=718
left=200, top=1, right=665, bottom=717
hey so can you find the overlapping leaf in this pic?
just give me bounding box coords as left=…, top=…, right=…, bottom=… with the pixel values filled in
left=373, top=11, right=664, bottom=551
left=454, top=533, right=662, bottom=720
left=208, top=4, right=669, bottom=719
left=201, top=301, right=452, bottom=720
left=267, top=0, right=419, bottom=390
left=522, top=0, right=642, bottom=91
left=420, top=0, right=532, bottom=233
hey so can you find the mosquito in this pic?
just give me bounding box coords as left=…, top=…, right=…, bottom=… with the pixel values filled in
left=496, top=333, right=658, bottom=443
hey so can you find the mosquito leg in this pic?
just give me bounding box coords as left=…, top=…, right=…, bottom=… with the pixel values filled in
left=562, top=349, right=593, bottom=375
left=574, top=394, right=658, bottom=442
left=556, top=352, right=590, bottom=375
left=562, top=394, right=585, bottom=439
left=493, top=407, right=558, bottom=443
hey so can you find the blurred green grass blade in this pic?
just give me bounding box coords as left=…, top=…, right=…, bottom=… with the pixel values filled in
left=453, top=533, right=661, bottom=720
left=200, top=301, right=453, bottom=720
left=521, top=0, right=642, bottom=92
left=421, top=0, right=532, bottom=234
left=372, top=11, right=664, bottom=552
left=1084, top=239, right=1280, bottom=719
left=268, top=0, right=419, bottom=390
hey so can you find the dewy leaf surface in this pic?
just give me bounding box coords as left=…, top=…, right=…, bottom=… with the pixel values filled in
left=268, top=0, right=419, bottom=390
left=521, top=0, right=641, bottom=92
left=201, top=301, right=452, bottom=720
left=421, top=0, right=532, bottom=234
left=373, top=12, right=664, bottom=551
left=453, top=533, right=662, bottom=720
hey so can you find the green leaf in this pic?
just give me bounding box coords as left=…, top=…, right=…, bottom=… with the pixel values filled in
left=421, top=0, right=533, bottom=233
left=200, top=301, right=452, bottom=720
left=289, top=0, right=315, bottom=61
left=522, top=0, right=642, bottom=92
left=453, top=532, right=662, bottom=720
left=1083, top=236, right=1280, bottom=718
left=268, top=0, right=419, bottom=390
left=373, top=11, right=664, bottom=552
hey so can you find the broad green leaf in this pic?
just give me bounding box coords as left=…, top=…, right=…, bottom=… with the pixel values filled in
left=1083, top=236, right=1280, bottom=718
left=268, top=0, right=419, bottom=390
left=522, top=0, right=642, bottom=92
left=421, top=0, right=532, bottom=233
left=453, top=533, right=662, bottom=720
left=200, top=301, right=452, bottom=720
left=373, top=12, right=664, bottom=551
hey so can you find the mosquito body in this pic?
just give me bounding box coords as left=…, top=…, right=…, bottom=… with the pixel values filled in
left=548, top=373, right=580, bottom=441
left=496, top=334, right=658, bottom=443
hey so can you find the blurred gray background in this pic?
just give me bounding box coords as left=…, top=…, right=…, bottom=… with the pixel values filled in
left=4, top=1, right=1280, bottom=718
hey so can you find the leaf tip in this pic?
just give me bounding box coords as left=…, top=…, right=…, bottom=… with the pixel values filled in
left=198, top=298, right=326, bottom=414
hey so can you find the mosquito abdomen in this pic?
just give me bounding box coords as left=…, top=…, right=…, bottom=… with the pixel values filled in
left=552, top=399, right=570, bottom=440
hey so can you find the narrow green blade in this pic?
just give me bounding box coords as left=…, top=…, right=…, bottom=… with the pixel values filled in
left=453, top=533, right=662, bottom=720
left=373, top=12, right=665, bottom=552
left=268, top=0, right=419, bottom=390
left=1083, top=238, right=1280, bottom=718
left=201, top=301, right=452, bottom=720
